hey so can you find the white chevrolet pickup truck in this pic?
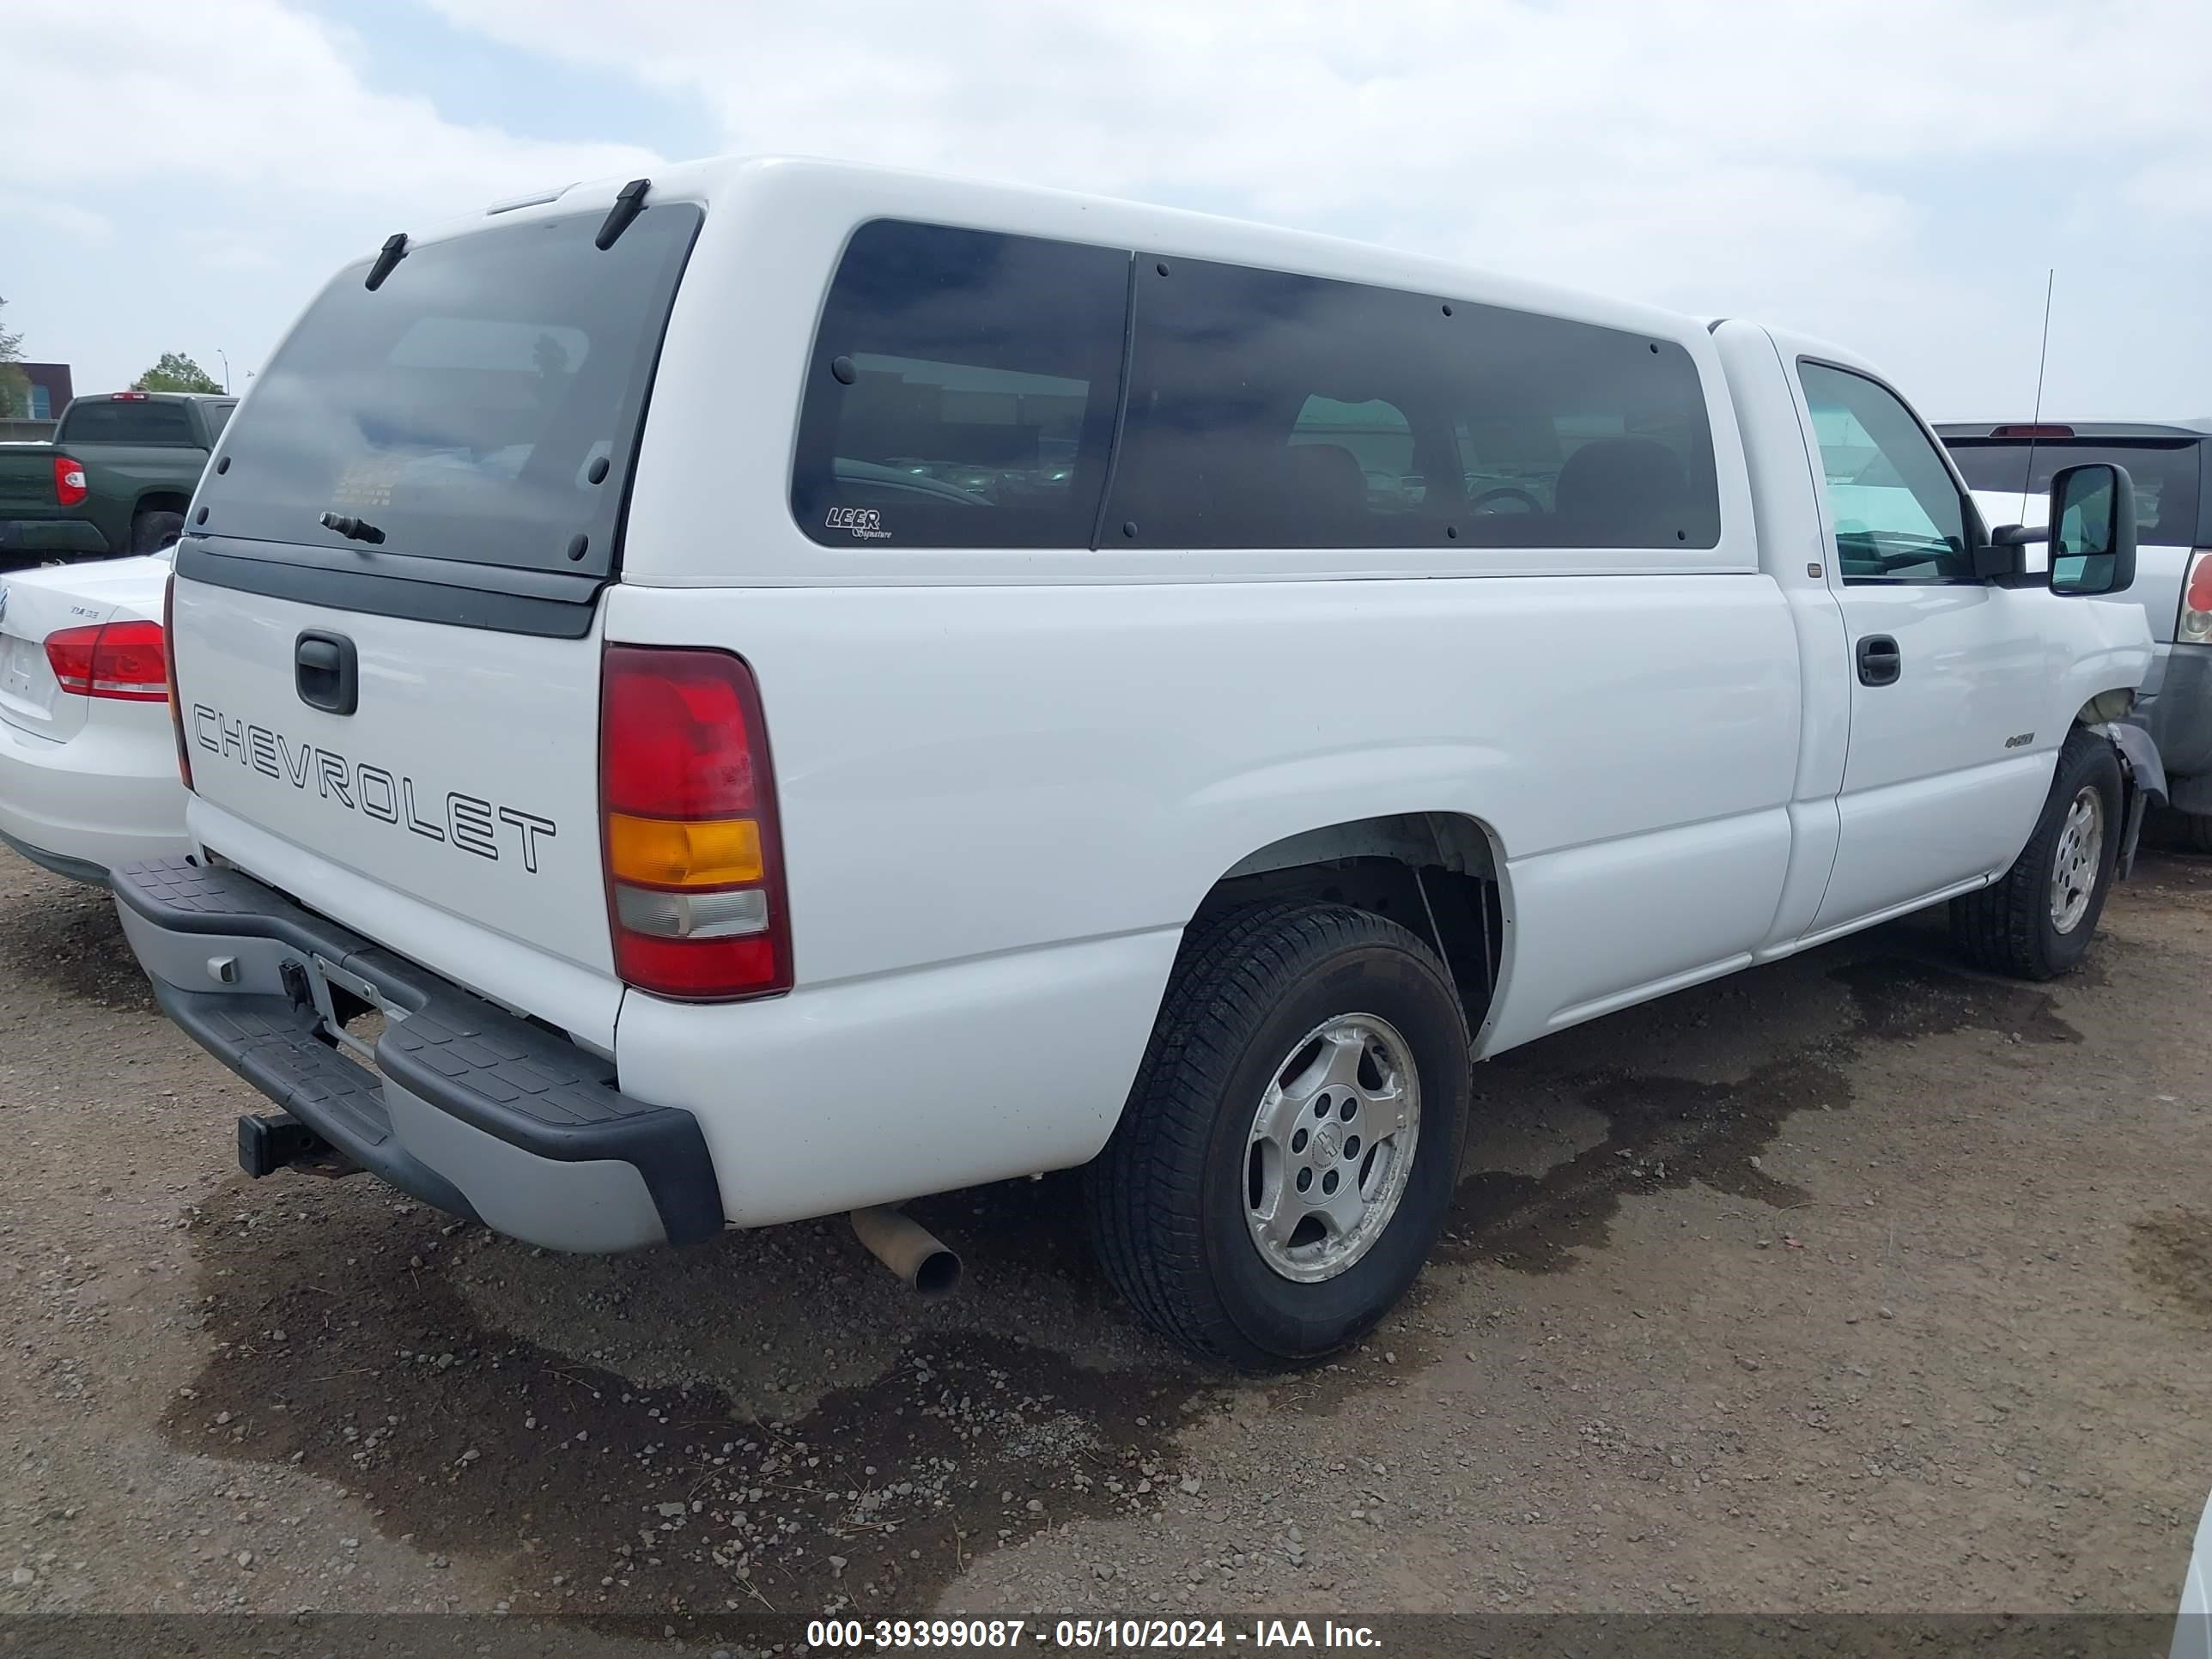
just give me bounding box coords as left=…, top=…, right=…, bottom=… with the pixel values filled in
left=114, top=158, right=2161, bottom=1370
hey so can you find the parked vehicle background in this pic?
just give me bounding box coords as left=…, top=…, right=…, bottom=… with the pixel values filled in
left=0, top=550, right=186, bottom=883
left=1942, top=422, right=2212, bottom=845
left=0, top=392, right=235, bottom=570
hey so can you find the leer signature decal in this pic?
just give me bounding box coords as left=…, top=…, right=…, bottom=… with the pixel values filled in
left=824, top=507, right=891, bottom=541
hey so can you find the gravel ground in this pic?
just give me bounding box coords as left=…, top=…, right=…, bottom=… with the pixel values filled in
left=4, top=838, right=2212, bottom=1630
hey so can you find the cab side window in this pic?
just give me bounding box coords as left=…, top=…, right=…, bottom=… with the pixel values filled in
left=1106, top=255, right=1721, bottom=550
left=1798, top=362, right=1971, bottom=584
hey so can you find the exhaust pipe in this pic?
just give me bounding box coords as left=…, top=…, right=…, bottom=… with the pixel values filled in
left=849, top=1206, right=962, bottom=1297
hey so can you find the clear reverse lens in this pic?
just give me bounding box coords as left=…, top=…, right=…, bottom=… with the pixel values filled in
left=612, top=884, right=769, bottom=940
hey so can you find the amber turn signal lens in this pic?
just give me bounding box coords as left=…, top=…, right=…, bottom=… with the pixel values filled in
left=605, top=812, right=763, bottom=889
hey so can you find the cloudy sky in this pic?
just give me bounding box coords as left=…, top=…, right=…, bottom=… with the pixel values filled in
left=5, top=0, right=2209, bottom=421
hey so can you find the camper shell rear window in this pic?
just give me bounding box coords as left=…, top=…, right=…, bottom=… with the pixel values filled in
left=191, top=204, right=702, bottom=580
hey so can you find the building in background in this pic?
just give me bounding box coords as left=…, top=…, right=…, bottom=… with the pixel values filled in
left=21, top=362, right=75, bottom=422
left=2, top=362, right=76, bottom=441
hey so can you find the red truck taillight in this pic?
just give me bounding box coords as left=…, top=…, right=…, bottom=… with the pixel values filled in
left=45, top=619, right=168, bottom=702
left=53, top=455, right=88, bottom=507
left=163, top=572, right=193, bottom=788
left=599, top=645, right=791, bottom=1000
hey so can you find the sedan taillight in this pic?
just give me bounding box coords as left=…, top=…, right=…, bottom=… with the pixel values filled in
left=45, top=619, right=169, bottom=702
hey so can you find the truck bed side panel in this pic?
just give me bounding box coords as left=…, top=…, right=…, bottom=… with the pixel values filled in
left=606, top=569, right=1802, bottom=1206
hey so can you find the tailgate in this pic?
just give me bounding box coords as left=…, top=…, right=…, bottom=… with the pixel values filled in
left=0, top=447, right=58, bottom=515
left=173, top=582, right=607, bottom=985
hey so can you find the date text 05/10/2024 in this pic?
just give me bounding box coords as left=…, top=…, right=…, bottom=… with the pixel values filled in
left=803, top=1620, right=1382, bottom=1650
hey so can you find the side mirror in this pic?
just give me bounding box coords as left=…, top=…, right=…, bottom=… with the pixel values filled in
left=2048, top=461, right=2136, bottom=597
left=1980, top=462, right=2139, bottom=595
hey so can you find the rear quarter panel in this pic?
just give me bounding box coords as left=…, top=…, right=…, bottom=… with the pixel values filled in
left=82, top=442, right=209, bottom=538
left=605, top=572, right=1803, bottom=1220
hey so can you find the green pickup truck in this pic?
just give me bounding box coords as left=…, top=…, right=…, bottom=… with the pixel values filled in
left=0, top=391, right=235, bottom=570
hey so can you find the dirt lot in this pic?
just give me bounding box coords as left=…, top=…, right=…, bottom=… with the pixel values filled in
left=5, top=840, right=2212, bottom=1629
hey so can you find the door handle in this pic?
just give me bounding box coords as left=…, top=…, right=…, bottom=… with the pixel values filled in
left=1856, top=634, right=1902, bottom=688
left=295, top=629, right=358, bottom=715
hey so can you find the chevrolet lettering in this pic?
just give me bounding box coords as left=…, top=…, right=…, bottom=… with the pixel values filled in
left=189, top=704, right=557, bottom=872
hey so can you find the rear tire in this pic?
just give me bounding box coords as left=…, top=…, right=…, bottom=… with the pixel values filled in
left=1950, top=728, right=2123, bottom=980
left=1085, top=902, right=1470, bottom=1371
left=131, top=511, right=185, bottom=554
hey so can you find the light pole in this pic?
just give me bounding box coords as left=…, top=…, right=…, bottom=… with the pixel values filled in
left=217, top=349, right=231, bottom=393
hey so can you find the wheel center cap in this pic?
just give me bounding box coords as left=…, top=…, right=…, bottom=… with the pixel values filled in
left=1313, top=1122, right=1344, bottom=1164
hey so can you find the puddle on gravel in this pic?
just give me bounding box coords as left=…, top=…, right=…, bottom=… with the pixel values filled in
left=163, top=1176, right=1199, bottom=1620
left=1444, top=931, right=2081, bottom=1272
left=430, top=1175, right=1164, bottom=1423
left=1443, top=1053, right=1845, bottom=1272
left=2129, top=1208, right=2212, bottom=1323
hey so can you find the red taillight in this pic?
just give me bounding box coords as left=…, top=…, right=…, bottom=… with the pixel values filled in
left=43, top=627, right=96, bottom=697
left=2187, top=556, right=2212, bottom=614
left=164, top=573, right=193, bottom=788
left=2180, top=550, right=2212, bottom=647
left=53, top=455, right=88, bottom=507
left=1990, top=423, right=2075, bottom=440
left=89, top=620, right=167, bottom=699
left=599, top=646, right=790, bottom=1000
left=45, top=618, right=169, bottom=702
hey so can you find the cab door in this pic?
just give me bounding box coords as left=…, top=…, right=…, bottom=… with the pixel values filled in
left=1792, top=359, right=2056, bottom=933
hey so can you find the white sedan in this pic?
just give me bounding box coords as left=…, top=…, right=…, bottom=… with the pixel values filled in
left=0, top=552, right=187, bottom=883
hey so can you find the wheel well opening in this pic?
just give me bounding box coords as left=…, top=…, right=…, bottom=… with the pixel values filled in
left=1194, top=813, right=1504, bottom=1030
left=2075, top=689, right=2134, bottom=727
left=135, top=493, right=191, bottom=521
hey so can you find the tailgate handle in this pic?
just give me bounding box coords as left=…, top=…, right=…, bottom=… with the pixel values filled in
left=295, top=630, right=358, bottom=716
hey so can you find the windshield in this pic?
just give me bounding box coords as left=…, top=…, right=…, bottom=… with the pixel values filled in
left=191, top=204, right=701, bottom=578
left=1946, top=439, right=2203, bottom=547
